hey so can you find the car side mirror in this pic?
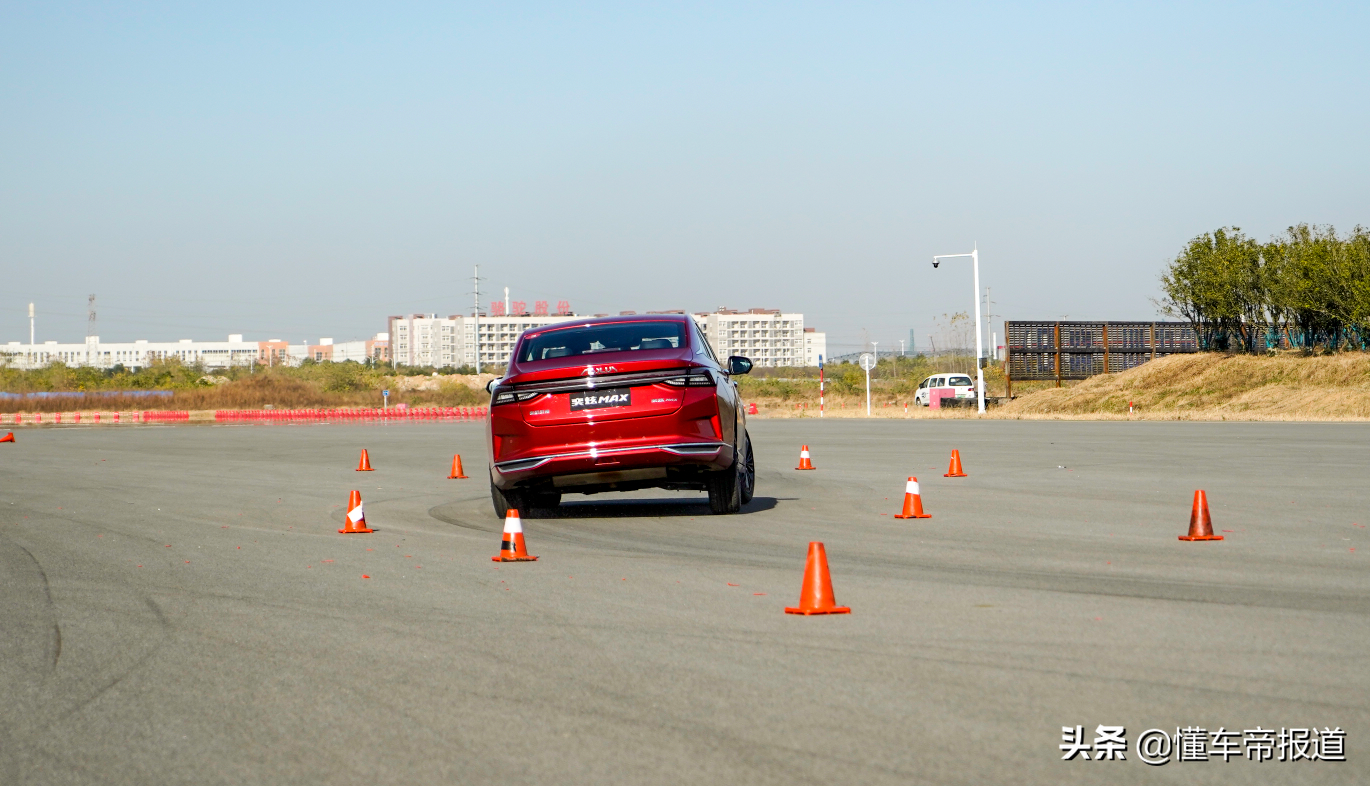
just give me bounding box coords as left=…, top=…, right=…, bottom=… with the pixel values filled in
left=486, top=379, right=499, bottom=394
left=727, top=356, right=752, bottom=375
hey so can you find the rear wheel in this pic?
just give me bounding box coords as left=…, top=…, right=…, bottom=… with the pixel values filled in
left=738, top=430, right=755, bottom=505
left=708, top=430, right=753, bottom=514
left=490, top=476, right=526, bottom=519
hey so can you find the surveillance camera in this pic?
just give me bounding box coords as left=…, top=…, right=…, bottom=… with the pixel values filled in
left=932, top=260, right=939, bottom=269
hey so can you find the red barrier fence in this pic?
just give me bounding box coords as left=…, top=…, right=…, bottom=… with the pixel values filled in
left=3, top=411, right=141, bottom=425
left=212, top=407, right=487, bottom=423
left=0, top=407, right=486, bottom=425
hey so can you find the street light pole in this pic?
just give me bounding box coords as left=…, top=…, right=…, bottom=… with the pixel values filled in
left=859, top=353, right=876, bottom=417
left=871, top=341, right=879, bottom=409
left=932, top=245, right=986, bottom=414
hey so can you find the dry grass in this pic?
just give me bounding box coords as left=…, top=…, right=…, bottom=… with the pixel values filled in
left=744, top=353, right=1370, bottom=421
left=1003, top=353, right=1370, bottom=420
left=0, top=373, right=490, bottom=413
left=12, top=355, right=1370, bottom=422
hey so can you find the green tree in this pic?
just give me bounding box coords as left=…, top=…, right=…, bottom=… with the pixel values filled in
left=1159, top=227, right=1265, bottom=351
left=1263, top=224, right=1370, bottom=350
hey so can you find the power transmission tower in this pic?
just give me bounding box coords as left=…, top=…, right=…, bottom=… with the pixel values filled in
left=469, top=265, right=485, bottom=374
left=86, top=294, right=97, bottom=366
left=982, top=287, right=1000, bottom=360
left=982, top=287, right=998, bottom=325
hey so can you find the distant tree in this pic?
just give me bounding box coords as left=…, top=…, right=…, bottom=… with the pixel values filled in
left=1159, top=227, right=1264, bottom=351
left=1263, top=224, right=1370, bottom=350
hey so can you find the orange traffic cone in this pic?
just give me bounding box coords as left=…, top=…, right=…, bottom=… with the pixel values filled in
left=785, top=542, right=850, bottom=615
left=893, top=477, right=931, bottom=519
left=796, top=445, right=816, bottom=470
left=339, top=490, right=374, bottom=534
left=356, top=449, right=374, bottom=471
left=943, top=449, right=967, bottom=478
left=1178, top=490, right=1223, bottom=541
left=492, top=509, right=538, bottom=562
left=448, top=454, right=469, bottom=479
left=0, top=431, right=13, bottom=443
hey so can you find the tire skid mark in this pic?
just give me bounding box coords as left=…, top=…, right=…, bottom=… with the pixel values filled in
left=48, top=596, right=170, bottom=727
left=14, top=543, right=62, bottom=674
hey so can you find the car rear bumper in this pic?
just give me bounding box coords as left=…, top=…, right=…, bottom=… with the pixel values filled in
left=492, top=440, right=732, bottom=489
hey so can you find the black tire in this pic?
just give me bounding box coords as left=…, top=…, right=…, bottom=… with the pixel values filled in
left=708, top=431, right=752, bottom=514
left=738, top=430, right=755, bottom=505
left=490, top=476, right=525, bottom=519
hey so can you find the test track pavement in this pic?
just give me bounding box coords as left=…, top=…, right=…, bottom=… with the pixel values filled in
left=1, top=420, right=1365, bottom=785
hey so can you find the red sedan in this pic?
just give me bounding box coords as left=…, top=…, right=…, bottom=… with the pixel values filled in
left=486, top=314, right=754, bottom=516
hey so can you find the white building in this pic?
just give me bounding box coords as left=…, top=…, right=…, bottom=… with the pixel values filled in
left=0, top=333, right=389, bottom=371
left=385, top=308, right=826, bottom=370
left=2, top=335, right=261, bottom=371
left=389, top=313, right=585, bottom=369
left=2, top=310, right=825, bottom=373
left=802, top=327, right=827, bottom=367
left=330, top=334, right=388, bottom=364
left=692, top=309, right=823, bottom=368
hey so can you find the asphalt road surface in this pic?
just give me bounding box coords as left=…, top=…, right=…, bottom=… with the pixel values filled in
left=2, top=420, right=1366, bottom=785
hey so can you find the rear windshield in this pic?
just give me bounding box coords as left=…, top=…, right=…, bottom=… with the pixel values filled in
left=948, top=375, right=973, bottom=387
left=518, top=321, right=687, bottom=362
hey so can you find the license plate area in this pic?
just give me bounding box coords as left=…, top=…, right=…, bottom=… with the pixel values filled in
left=568, top=387, right=631, bottom=411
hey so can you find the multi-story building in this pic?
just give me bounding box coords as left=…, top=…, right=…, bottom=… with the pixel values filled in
left=388, top=313, right=584, bottom=370
left=3, top=335, right=262, bottom=371
left=298, top=336, right=390, bottom=364
left=691, top=308, right=824, bottom=368
left=802, top=327, right=827, bottom=367
left=389, top=309, right=825, bottom=370
left=0, top=333, right=389, bottom=371
left=1, top=308, right=824, bottom=372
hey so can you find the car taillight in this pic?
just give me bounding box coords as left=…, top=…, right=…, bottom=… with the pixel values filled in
left=492, top=390, right=541, bottom=406
left=664, top=371, right=714, bottom=387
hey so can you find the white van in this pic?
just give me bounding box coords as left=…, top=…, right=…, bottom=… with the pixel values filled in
left=913, top=373, right=976, bottom=407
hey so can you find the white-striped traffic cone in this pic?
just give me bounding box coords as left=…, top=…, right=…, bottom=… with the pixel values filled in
left=492, top=509, right=538, bottom=562
left=893, top=477, right=931, bottom=519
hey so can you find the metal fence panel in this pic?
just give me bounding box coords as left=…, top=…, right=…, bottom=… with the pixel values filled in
left=1004, top=321, right=1199, bottom=388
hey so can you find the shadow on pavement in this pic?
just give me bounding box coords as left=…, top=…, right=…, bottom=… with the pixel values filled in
left=538, top=495, right=783, bottom=519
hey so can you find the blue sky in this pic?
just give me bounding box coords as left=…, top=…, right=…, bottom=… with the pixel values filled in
left=3, top=2, right=1366, bottom=354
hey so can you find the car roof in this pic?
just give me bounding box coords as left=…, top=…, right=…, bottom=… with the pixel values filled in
left=522, top=313, right=693, bottom=334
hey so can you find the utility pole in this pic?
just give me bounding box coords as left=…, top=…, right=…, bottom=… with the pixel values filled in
left=471, top=265, right=484, bottom=374
left=818, top=355, right=824, bottom=417
left=871, top=342, right=879, bottom=406
left=983, top=287, right=999, bottom=363
left=29, top=302, right=35, bottom=370
left=86, top=294, right=97, bottom=367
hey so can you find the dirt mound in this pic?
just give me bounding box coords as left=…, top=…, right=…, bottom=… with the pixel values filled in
left=1005, top=353, right=1370, bottom=420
